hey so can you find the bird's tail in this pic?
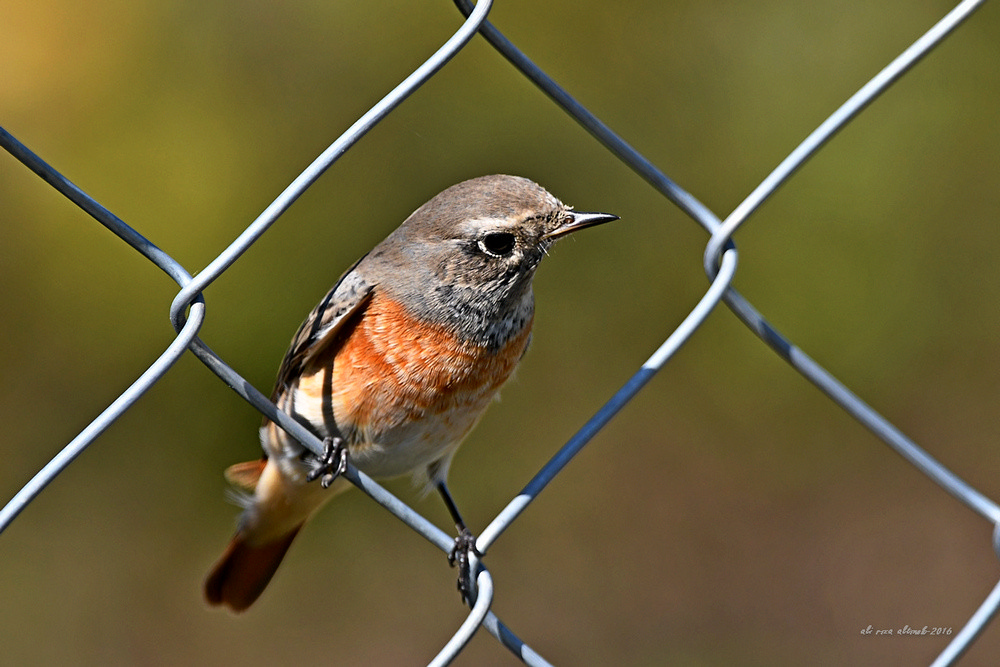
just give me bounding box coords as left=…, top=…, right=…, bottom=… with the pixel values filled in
left=204, top=524, right=303, bottom=612
left=203, top=457, right=344, bottom=612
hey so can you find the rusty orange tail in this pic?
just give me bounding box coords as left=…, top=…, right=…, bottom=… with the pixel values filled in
left=204, top=526, right=302, bottom=612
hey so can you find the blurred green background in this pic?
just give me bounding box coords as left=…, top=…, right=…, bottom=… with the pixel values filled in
left=2, top=0, right=999, bottom=664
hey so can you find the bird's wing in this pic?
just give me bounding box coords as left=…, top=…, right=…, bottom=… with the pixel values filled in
left=269, top=255, right=374, bottom=402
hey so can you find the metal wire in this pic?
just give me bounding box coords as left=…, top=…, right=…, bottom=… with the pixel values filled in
left=0, top=127, right=203, bottom=531
left=1, top=0, right=997, bottom=664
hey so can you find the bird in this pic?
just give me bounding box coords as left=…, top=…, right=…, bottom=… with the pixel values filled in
left=204, top=174, right=617, bottom=612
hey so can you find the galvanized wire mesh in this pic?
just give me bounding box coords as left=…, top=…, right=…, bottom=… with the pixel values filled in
left=1, top=0, right=997, bottom=664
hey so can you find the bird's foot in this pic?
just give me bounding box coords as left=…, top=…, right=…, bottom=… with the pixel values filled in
left=448, top=528, right=480, bottom=605
left=305, top=436, right=348, bottom=488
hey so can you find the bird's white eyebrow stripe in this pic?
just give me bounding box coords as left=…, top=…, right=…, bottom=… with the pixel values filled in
left=464, top=216, right=516, bottom=228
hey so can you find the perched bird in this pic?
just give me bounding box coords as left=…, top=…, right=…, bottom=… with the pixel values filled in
left=204, top=174, right=617, bottom=611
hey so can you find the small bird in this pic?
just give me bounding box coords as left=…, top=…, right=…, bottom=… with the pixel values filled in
left=204, top=174, right=617, bottom=611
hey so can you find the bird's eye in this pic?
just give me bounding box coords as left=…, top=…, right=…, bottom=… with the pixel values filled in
left=478, top=232, right=517, bottom=257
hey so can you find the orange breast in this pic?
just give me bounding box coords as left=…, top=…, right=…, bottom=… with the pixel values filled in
left=293, top=291, right=533, bottom=450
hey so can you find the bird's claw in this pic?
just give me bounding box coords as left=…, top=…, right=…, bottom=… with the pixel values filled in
left=448, top=528, right=480, bottom=604
left=305, top=436, right=348, bottom=488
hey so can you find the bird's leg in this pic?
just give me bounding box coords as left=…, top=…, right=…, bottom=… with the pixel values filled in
left=305, top=436, right=349, bottom=489
left=438, top=481, right=480, bottom=604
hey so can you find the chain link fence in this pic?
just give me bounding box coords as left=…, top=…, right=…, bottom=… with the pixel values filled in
left=2, top=0, right=998, bottom=664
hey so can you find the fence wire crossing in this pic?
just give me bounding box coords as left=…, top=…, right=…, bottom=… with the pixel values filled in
left=1, top=0, right=996, bottom=664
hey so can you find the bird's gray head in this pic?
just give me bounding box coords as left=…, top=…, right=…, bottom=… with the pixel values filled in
left=363, top=174, right=617, bottom=347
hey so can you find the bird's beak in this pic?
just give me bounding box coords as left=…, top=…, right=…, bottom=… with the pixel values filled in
left=542, top=211, right=620, bottom=240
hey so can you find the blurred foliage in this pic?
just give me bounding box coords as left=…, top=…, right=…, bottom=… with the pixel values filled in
left=2, top=0, right=999, bottom=664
